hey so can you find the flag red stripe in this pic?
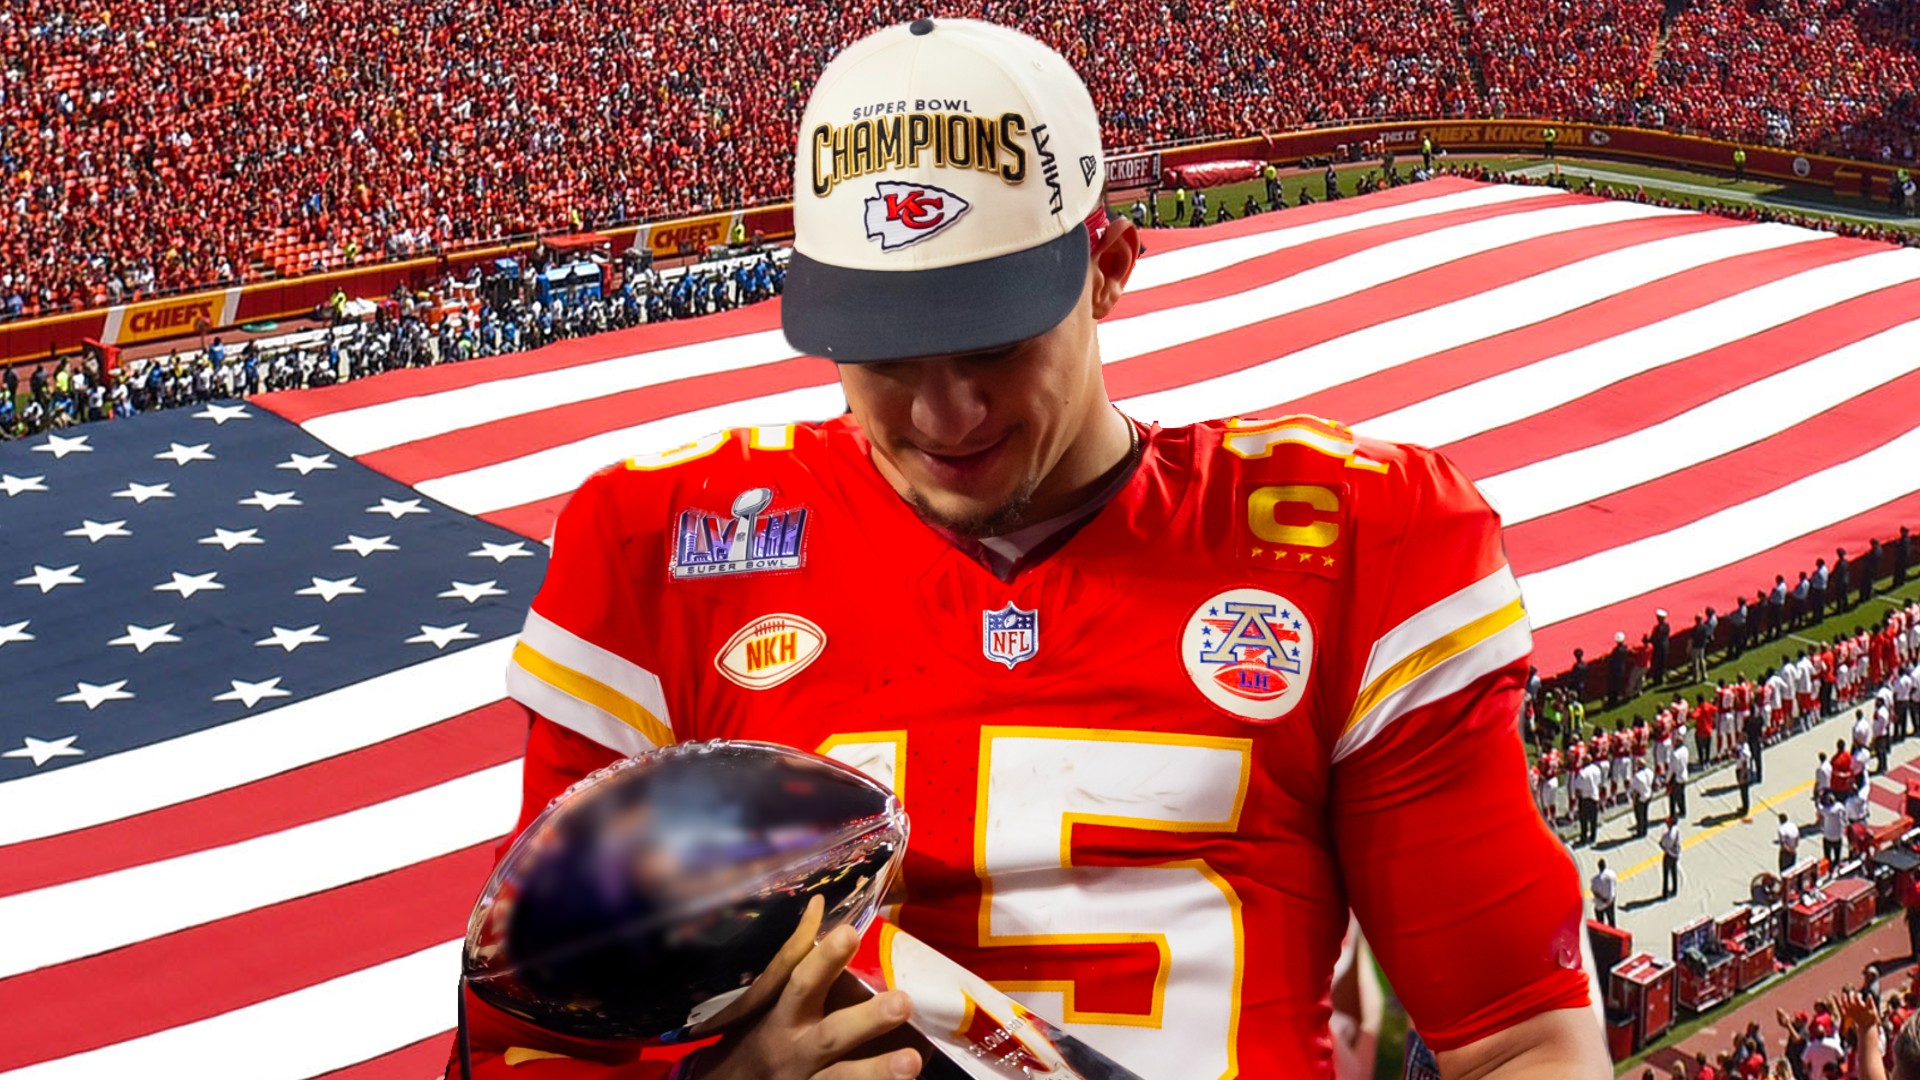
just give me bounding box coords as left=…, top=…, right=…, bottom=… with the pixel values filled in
left=0, top=843, right=496, bottom=1070
left=1105, top=191, right=1589, bottom=322
left=1500, top=365, right=1920, bottom=577
left=259, top=304, right=785, bottom=424
left=1103, top=211, right=1740, bottom=402
left=1281, top=237, right=1861, bottom=427
left=314, top=1033, right=458, bottom=1080
left=1435, top=277, right=1920, bottom=480
left=0, top=700, right=526, bottom=898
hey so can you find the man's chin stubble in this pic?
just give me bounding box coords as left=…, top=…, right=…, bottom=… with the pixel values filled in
left=907, top=480, right=1037, bottom=539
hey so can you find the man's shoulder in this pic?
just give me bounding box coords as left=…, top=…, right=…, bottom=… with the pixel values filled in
left=565, top=418, right=860, bottom=522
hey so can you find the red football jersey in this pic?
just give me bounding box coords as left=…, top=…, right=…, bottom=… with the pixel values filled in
left=479, top=414, right=1589, bottom=1078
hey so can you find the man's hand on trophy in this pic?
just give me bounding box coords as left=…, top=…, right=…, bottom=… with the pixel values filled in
left=696, top=896, right=922, bottom=1080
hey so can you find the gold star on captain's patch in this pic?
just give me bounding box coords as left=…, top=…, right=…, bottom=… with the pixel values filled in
left=1322, top=555, right=1336, bottom=567
left=1250, top=547, right=1264, bottom=558
left=1296, top=551, right=1312, bottom=562
left=1271, top=549, right=1287, bottom=561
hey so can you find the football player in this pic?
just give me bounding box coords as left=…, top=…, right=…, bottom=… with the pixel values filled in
left=454, top=17, right=1608, bottom=1080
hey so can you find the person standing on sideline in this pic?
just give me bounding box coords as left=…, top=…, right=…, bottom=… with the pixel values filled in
left=1576, top=757, right=1603, bottom=846
left=1609, top=631, right=1632, bottom=708
left=1543, top=126, right=1558, bottom=160
left=1691, top=614, right=1712, bottom=684
left=1733, top=146, right=1747, bottom=182
left=1813, top=558, right=1830, bottom=623
left=1651, top=609, right=1672, bottom=685
left=1776, top=813, right=1801, bottom=873
left=1591, top=860, right=1618, bottom=928
left=1670, top=737, right=1692, bottom=818
left=1746, top=698, right=1768, bottom=784
left=1819, top=791, right=1846, bottom=869
left=1736, top=740, right=1755, bottom=819
left=1661, top=816, right=1683, bottom=899
left=1422, top=133, right=1435, bottom=173
left=1631, top=758, right=1656, bottom=837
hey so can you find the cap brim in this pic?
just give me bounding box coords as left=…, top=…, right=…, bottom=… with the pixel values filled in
left=781, top=223, right=1088, bottom=363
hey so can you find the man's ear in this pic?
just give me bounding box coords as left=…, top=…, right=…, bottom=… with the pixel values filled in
left=1089, top=215, right=1140, bottom=320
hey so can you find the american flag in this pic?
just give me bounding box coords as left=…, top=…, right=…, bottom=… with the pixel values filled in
left=4, top=176, right=1918, bottom=1076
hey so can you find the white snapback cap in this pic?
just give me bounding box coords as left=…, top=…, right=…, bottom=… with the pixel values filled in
left=781, top=18, right=1107, bottom=362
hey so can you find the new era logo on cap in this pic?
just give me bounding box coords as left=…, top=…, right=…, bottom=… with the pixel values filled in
left=864, top=181, right=970, bottom=250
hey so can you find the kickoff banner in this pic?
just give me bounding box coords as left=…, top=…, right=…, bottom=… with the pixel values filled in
left=635, top=211, right=743, bottom=259
left=101, top=288, right=242, bottom=346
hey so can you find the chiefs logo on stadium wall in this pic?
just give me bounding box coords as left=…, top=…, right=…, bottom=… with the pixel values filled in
left=714, top=613, right=827, bottom=690
left=1182, top=588, right=1315, bottom=722
left=864, top=181, right=970, bottom=250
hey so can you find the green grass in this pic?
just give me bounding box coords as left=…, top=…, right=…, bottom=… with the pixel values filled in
left=1112, top=152, right=1919, bottom=242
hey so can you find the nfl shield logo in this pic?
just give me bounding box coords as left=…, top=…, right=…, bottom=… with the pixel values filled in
left=982, top=602, right=1039, bottom=670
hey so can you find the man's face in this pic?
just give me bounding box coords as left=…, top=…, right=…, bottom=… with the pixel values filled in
left=836, top=222, right=1136, bottom=538
left=837, top=274, right=1102, bottom=537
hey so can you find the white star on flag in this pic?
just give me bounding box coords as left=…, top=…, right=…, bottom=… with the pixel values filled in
left=406, top=623, right=479, bottom=649
left=154, top=442, right=216, bottom=466
left=199, top=527, right=266, bottom=551
left=0, top=620, right=35, bottom=649
left=255, top=625, right=329, bottom=652
left=15, top=564, right=83, bottom=593
left=112, top=481, right=175, bottom=504
left=1, top=473, right=48, bottom=496
left=108, top=623, right=184, bottom=653
left=333, top=534, right=399, bottom=557
left=368, top=497, right=429, bottom=519
left=56, top=680, right=136, bottom=710
left=470, top=540, right=534, bottom=563
left=296, top=576, right=365, bottom=602
left=65, top=519, right=131, bottom=543
left=277, top=452, right=337, bottom=476
left=2, top=735, right=84, bottom=767
left=439, top=580, right=507, bottom=604
left=155, top=570, right=224, bottom=598
left=32, top=433, right=92, bottom=459
left=239, top=490, right=302, bottom=511
left=213, top=677, right=293, bottom=709
left=193, top=403, right=252, bottom=424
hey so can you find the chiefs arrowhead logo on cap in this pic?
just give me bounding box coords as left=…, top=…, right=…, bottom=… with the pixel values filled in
left=864, top=181, right=970, bottom=251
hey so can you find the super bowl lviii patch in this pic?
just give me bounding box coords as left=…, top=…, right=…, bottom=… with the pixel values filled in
left=671, top=487, right=808, bottom=580
left=1183, top=588, right=1315, bottom=722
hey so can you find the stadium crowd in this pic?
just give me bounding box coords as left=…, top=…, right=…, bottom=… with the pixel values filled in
left=1639, top=983, right=1915, bottom=1079
left=2, top=0, right=1915, bottom=318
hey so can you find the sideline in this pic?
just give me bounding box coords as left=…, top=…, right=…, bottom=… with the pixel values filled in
left=1511, top=162, right=1916, bottom=228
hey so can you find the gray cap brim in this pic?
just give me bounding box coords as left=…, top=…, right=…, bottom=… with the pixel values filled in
left=781, top=222, right=1089, bottom=363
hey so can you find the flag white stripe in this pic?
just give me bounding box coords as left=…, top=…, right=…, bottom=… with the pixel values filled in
left=1518, top=419, right=1920, bottom=627
left=0, top=638, right=516, bottom=848
left=1096, top=200, right=1677, bottom=367
left=1124, top=183, right=1554, bottom=291
left=1357, top=565, right=1523, bottom=692
left=3, top=941, right=462, bottom=1080
left=1482, top=317, right=1920, bottom=524
left=414, top=384, right=847, bottom=515
left=1334, top=617, right=1535, bottom=763
left=1355, top=247, right=1920, bottom=448
left=0, top=764, right=516, bottom=979
left=1119, top=223, right=1827, bottom=426
left=304, top=330, right=800, bottom=458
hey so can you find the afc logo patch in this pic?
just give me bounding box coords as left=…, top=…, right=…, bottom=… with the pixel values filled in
left=1182, top=587, right=1315, bottom=722
left=864, top=181, right=970, bottom=250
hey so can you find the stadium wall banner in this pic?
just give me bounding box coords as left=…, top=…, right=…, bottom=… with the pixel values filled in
left=635, top=211, right=743, bottom=259
left=1105, top=151, right=1162, bottom=193
left=100, top=288, right=243, bottom=346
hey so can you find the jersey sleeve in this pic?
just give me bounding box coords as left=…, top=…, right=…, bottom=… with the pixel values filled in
left=506, top=463, right=678, bottom=759
left=1327, top=445, right=1590, bottom=1050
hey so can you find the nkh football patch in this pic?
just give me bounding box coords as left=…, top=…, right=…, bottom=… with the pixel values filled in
left=1183, top=588, right=1315, bottom=722
left=864, top=181, right=970, bottom=250
left=713, top=613, right=826, bottom=690
left=982, top=601, right=1038, bottom=670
